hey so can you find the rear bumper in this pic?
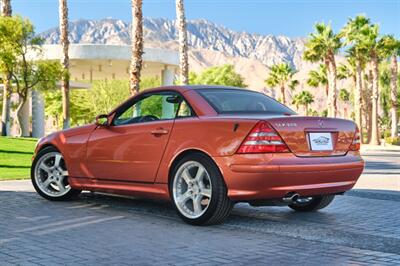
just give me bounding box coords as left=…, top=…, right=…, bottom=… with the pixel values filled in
left=213, top=151, right=364, bottom=201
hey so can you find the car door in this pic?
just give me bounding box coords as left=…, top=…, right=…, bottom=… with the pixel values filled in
left=86, top=91, right=184, bottom=183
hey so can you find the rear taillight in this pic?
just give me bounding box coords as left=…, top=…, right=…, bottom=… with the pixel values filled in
left=237, top=121, right=290, bottom=154
left=349, top=127, right=361, bottom=151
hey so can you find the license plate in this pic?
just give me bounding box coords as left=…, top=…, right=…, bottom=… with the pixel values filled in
left=309, top=132, right=333, bottom=151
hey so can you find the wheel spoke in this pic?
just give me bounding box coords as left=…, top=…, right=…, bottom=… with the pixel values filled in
left=39, top=163, right=51, bottom=174
left=177, top=190, right=191, bottom=205
left=192, top=195, right=203, bottom=214
left=56, top=180, right=67, bottom=193
left=195, top=166, right=205, bottom=181
left=54, top=154, right=62, bottom=168
left=42, top=178, right=52, bottom=188
left=181, top=169, right=193, bottom=185
left=200, top=188, right=211, bottom=198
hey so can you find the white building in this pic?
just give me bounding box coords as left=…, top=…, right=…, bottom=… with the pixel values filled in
left=24, top=44, right=179, bottom=137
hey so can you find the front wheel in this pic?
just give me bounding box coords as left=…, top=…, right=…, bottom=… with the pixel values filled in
left=170, top=153, right=233, bottom=225
left=288, top=195, right=335, bottom=212
left=31, top=146, right=81, bottom=201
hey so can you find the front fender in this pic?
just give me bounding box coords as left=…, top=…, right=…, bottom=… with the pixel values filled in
left=33, top=125, right=97, bottom=178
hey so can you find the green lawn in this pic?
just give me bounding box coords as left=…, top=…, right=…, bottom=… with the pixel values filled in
left=0, top=137, right=37, bottom=180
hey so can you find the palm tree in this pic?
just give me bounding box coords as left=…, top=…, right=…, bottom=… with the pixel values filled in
left=362, top=23, right=381, bottom=145
left=176, top=0, right=189, bottom=85
left=304, top=23, right=341, bottom=117
left=337, top=59, right=359, bottom=120
left=307, top=64, right=328, bottom=96
left=59, top=0, right=70, bottom=129
left=129, top=0, right=143, bottom=95
left=380, top=35, right=400, bottom=138
left=265, top=63, right=298, bottom=105
left=1, top=0, right=12, bottom=136
left=339, top=88, right=351, bottom=118
left=292, top=91, right=314, bottom=116
left=341, top=16, right=370, bottom=137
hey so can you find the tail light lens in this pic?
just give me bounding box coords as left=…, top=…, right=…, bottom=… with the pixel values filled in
left=237, top=121, right=290, bottom=153
left=349, top=127, right=361, bottom=151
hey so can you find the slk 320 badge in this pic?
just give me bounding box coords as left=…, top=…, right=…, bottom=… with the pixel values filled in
left=275, top=122, right=297, bottom=127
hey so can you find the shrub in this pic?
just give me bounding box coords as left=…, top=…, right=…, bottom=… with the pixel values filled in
left=189, top=65, right=246, bottom=87
left=44, top=78, right=161, bottom=128
left=384, top=137, right=400, bottom=146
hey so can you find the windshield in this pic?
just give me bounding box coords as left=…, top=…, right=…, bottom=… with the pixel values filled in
left=196, top=89, right=296, bottom=115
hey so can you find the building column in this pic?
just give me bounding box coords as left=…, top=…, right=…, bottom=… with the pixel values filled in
left=161, top=66, right=176, bottom=118
left=162, top=66, right=175, bottom=86
left=32, top=90, right=45, bottom=138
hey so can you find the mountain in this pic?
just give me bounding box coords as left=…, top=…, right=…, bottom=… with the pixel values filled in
left=40, top=18, right=306, bottom=69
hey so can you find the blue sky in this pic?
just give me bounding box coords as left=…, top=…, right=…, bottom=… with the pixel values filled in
left=11, top=0, right=400, bottom=37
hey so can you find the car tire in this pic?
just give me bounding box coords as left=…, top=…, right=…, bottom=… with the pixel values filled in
left=288, top=195, right=335, bottom=212
left=31, top=146, right=81, bottom=201
left=170, top=153, right=233, bottom=225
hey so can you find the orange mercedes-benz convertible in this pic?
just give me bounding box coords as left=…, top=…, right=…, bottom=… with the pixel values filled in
left=31, top=86, right=364, bottom=225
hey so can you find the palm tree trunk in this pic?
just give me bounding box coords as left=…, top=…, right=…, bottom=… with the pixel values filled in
left=305, top=104, right=309, bottom=116
left=280, top=85, right=286, bottom=105
left=354, top=59, right=363, bottom=142
left=1, top=0, right=12, bottom=136
left=129, top=0, right=143, bottom=95
left=59, top=0, right=70, bottom=129
left=1, top=0, right=12, bottom=15
left=15, top=93, right=30, bottom=137
left=1, top=68, right=11, bottom=137
left=326, top=54, right=337, bottom=117
left=364, top=69, right=372, bottom=143
left=369, top=51, right=380, bottom=145
left=325, top=84, right=329, bottom=97
left=390, top=54, right=398, bottom=138
left=176, top=0, right=189, bottom=85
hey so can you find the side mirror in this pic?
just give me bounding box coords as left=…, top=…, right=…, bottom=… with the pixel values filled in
left=95, top=114, right=110, bottom=127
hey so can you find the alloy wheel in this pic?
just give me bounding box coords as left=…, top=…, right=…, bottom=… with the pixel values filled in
left=172, top=161, right=212, bottom=219
left=34, top=152, right=71, bottom=197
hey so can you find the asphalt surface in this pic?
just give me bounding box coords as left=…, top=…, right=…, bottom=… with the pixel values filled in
left=0, top=151, right=399, bottom=266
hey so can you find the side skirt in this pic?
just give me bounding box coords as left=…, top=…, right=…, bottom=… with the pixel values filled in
left=69, top=176, right=170, bottom=201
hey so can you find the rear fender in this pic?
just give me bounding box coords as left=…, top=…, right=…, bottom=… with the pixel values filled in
left=154, top=117, right=258, bottom=184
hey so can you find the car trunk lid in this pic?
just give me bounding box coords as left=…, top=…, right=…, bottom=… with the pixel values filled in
left=265, top=116, right=357, bottom=157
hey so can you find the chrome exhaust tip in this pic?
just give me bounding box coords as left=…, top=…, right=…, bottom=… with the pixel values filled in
left=282, top=192, right=299, bottom=203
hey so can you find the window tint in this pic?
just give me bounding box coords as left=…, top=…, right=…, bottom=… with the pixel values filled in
left=196, top=89, right=296, bottom=115
left=113, top=92, right=193, bottom=126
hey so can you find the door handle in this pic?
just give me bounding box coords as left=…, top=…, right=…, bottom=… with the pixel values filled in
left=150, top=128, right=169, bottom=136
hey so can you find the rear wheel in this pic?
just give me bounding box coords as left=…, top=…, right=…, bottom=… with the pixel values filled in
left=31, top=146, right=81, bottom=201
left=288, top=195, right=335, bottom=212
left=170, top=153, right=233, bottom=225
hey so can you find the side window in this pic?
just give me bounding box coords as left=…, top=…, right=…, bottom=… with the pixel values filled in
left=113, top=92, right=193, bottom=126
left=176, top=101, right=193, bottom=118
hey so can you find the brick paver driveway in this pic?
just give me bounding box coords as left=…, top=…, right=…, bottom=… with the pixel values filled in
left=1, top=151, right=399, bottom=266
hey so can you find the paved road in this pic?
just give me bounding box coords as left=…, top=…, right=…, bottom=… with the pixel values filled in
left=355, top=151, right=400, bottom=191
left=0, top=151, right=399, bottom=266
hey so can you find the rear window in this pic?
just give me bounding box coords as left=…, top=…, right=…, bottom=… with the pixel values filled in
left=196, top=89, right=296, bottom=115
